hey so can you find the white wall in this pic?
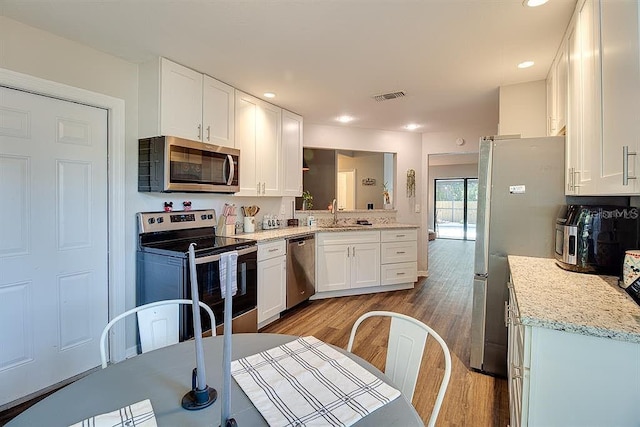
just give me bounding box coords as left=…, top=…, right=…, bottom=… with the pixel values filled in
left=305, top=124, right=425, bottom=270
left=499, top=80, right=547, bottom=138
left=421, top=127, right=497, bottom=271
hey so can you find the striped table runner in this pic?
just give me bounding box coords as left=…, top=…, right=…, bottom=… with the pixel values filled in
left=231, top=336, right=400, bottom=426
left=69, top=399, right=156, bottom=427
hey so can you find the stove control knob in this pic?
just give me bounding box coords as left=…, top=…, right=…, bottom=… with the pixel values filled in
left=201, top=214, right=207, bottom=220
left=157, top=217, right=164, bottom=224
left=147, top=218, right=155, bottom=224
left=207, top=214, right=213, bottom=219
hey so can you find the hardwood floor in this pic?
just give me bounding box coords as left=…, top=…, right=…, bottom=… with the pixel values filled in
left=263, top=238, right=509, bottom=426
left=1, top=238, right=509, bottom=426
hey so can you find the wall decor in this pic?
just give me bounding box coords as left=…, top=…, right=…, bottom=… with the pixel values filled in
left=406, top=169, right=416, bottom=197
left=362, top=178, right=376, bottom=186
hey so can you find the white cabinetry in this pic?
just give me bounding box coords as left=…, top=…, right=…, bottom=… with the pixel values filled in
left=597, top=0, right=640, bottom=193
left=235, top=91, right=282, bottom=196
left=257, top=239, right=286, bottom=327
left=565, top=0, right=640, bottom=195
left=507, top=284, right=640, bottom=426
left=139, top=57, right=234, bottom=147
left=380, top=229, right=417, bottom=285
left=316, top=231, right=380, bottom=292
left=281, top=110, right=303, bottom=197
left=546, top=39, right=567, bottom=136
left=566, top=0, right=599, bottom=195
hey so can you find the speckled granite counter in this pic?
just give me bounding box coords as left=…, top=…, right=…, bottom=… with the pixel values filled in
left=236, top=223, right=419, bottom=242
left=508, top=255, right=640, bottom=344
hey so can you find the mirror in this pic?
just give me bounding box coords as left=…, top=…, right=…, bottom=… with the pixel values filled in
left=297, top=148, right=396, bottom=211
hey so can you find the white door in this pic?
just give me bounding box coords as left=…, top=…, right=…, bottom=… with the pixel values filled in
left=316, top=244, right=350, bottom=292
left=257, top=256, right=286, bottom=323
left=351, top=243, right=381, bottom=289
left=337, top=170, right=356, bottom=210
left=0, top=87, right=109, bottom=406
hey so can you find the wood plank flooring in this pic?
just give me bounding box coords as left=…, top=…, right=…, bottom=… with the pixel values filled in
left=1, top=238, right=509, bottom=426
left=262, top=238, right=509, bottom=426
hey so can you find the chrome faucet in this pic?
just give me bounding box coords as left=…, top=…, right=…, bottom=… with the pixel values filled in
left=332, top=198, right=338, bottom=225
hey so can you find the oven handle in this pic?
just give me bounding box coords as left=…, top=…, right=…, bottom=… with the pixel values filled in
left=194, top=246, right=257, bottom=264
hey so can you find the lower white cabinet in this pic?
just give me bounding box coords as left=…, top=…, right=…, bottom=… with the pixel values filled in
left=380, top=229, right=417, bottom=285
left=507, top=283, right=640, bottom=426
left=316, top=231, right=380, bottom=292
left=257, top=240, right=286, bottom=326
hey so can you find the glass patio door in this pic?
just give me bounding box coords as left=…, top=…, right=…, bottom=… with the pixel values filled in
left=434, top=178, right=477, bottom=240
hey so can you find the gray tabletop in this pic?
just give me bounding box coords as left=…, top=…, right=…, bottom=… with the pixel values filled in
left=7, top=334, right=423, bottom=426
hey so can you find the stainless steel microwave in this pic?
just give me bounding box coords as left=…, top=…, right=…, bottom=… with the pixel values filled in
left=138, top=136, right=239, bottom=193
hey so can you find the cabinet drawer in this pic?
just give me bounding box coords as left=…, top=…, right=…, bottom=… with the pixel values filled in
left=258, top=239, right=286, bottom=261
left=317, top=231, right=380, bottom=246
left=381, top=229, right=417, bottom=242
left=381, top=262, right=417, bottom=285
left=381, top=241, right=417, bottom=264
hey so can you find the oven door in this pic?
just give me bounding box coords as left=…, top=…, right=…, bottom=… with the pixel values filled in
left=183, top=246, right=257, bottom=337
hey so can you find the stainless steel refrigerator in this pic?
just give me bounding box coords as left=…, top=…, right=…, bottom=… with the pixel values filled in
left=470, top=135, right=565, bottom=377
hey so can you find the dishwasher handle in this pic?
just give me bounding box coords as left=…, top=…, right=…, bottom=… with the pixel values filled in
left=288, top=235, right=315, bottom=245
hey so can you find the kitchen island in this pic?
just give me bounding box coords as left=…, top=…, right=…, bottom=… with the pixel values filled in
left=507, top=255, right=640, bottom=427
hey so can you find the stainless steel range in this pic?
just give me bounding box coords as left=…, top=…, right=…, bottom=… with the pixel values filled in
left=136, top=209, right=258, bottom=339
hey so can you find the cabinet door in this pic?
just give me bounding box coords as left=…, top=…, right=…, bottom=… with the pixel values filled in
left=598, top=0, right=640, bottom=194
left=282, top=110, right=303, bottom=197
left=202, top=76, right=235, bottom=147
left=159, top=58, right=203, bottom=141
left=351, top=243, right=380, bottom=289
left=566, top=24, right=580, bottom=195
left=555, top=42, right=568, bottom=135
left=257, top=256, right=286, bottom=324
left=316, top=244, right=350, bottom=292
left=235, top=91, right=259, bottom=196
left=576, top=0, right=599, bottom=193
left=257, top=100, right=282, bottom=196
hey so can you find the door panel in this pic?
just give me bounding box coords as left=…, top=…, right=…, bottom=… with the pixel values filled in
left=0, top=87, right=108, bottom=406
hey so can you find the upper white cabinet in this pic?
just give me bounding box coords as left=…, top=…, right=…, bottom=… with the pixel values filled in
left=139, top=57, right=235, bottom=147
left=597, top=0, right=640, bottom=193
left=564, top=0, right=640, bottom=195
left=566, top=0, right=599, bottom=195
left=281, top=110, right=303, bottom=197
left=235, top=91, right=282, bottom=196
left=546, top=39, right=568, bottom=137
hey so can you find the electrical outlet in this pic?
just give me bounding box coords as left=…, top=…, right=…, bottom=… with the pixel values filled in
left=414, top=204, right=420, bottom=213
left=280, top=203, right=286, bottom=215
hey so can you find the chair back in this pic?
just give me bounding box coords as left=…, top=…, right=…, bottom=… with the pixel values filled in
left=100, top=299, right=215, bottom=369
left=347, top=310, right=451, bottom=427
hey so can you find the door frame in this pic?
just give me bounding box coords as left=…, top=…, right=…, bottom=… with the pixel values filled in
left=0, top=68, right=127, bottom=364
left=433, top=177, right=477, bottom=241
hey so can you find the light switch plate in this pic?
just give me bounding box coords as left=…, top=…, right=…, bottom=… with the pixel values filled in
left=280, top=203, right=286, bottom=215
left=415, top=204, right=420, bottom=213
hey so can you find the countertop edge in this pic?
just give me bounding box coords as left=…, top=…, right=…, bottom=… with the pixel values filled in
left=235, top=224, right=419, bottom=242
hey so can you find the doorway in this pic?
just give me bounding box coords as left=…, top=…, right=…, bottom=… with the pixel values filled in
left=337, top=169, right=356, bottom=210
left=434, top=178, right=478, bottom=240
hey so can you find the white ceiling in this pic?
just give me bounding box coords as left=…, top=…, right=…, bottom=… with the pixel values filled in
left=1, top=0, right=576, bottom=133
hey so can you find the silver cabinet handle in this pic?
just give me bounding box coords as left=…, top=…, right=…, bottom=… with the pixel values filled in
left=352, top=246, right=356, bottom=256
left=396, top=251, right=406, bottom=254
left=396, top=234, right=406, bottom=238
left=268, top=248, right=278, bottom=252
left=206, top=125, right=211, bottom=141
left=567, top=167, right=573, bottom=192
left=396, top=272, right=406, bottom=275
left=347, top=247, right=350, bottom=257
left=623, top=145, right=637, bottom=186
left=197, top=124, right=202, bottom=140
left=262, top=182, right=266, bottom=194
left=573, top=169, right=581, bottom=188
left=256, top=183, right=260, bottom=195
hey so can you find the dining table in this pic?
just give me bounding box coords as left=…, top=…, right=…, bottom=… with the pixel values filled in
left=6, top=333, right=424, bottom=426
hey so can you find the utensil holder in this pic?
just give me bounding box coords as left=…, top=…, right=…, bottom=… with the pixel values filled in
left=244, top=217, right=255, bottom=233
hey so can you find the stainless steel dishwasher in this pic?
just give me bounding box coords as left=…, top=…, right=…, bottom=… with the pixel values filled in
left=286, top=234, right=315, bottom=309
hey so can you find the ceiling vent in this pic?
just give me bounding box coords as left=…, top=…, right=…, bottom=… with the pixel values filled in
left=372, top=91, right=406, bottom=102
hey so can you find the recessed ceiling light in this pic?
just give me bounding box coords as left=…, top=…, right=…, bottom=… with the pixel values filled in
left=523, top=0, right=549, bottom=6
left=518, top=61, right=535, bottom=69
left=337, top=115, right=354, bottom=123
left=263, top=92, right=276, bottom=98
left=405, top=124, right=420, bottom=131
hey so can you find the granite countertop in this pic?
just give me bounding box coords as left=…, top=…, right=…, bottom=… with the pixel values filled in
left=236, top=223, right=419, bottom=242
left=508, top=255, right=640, bottom=344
